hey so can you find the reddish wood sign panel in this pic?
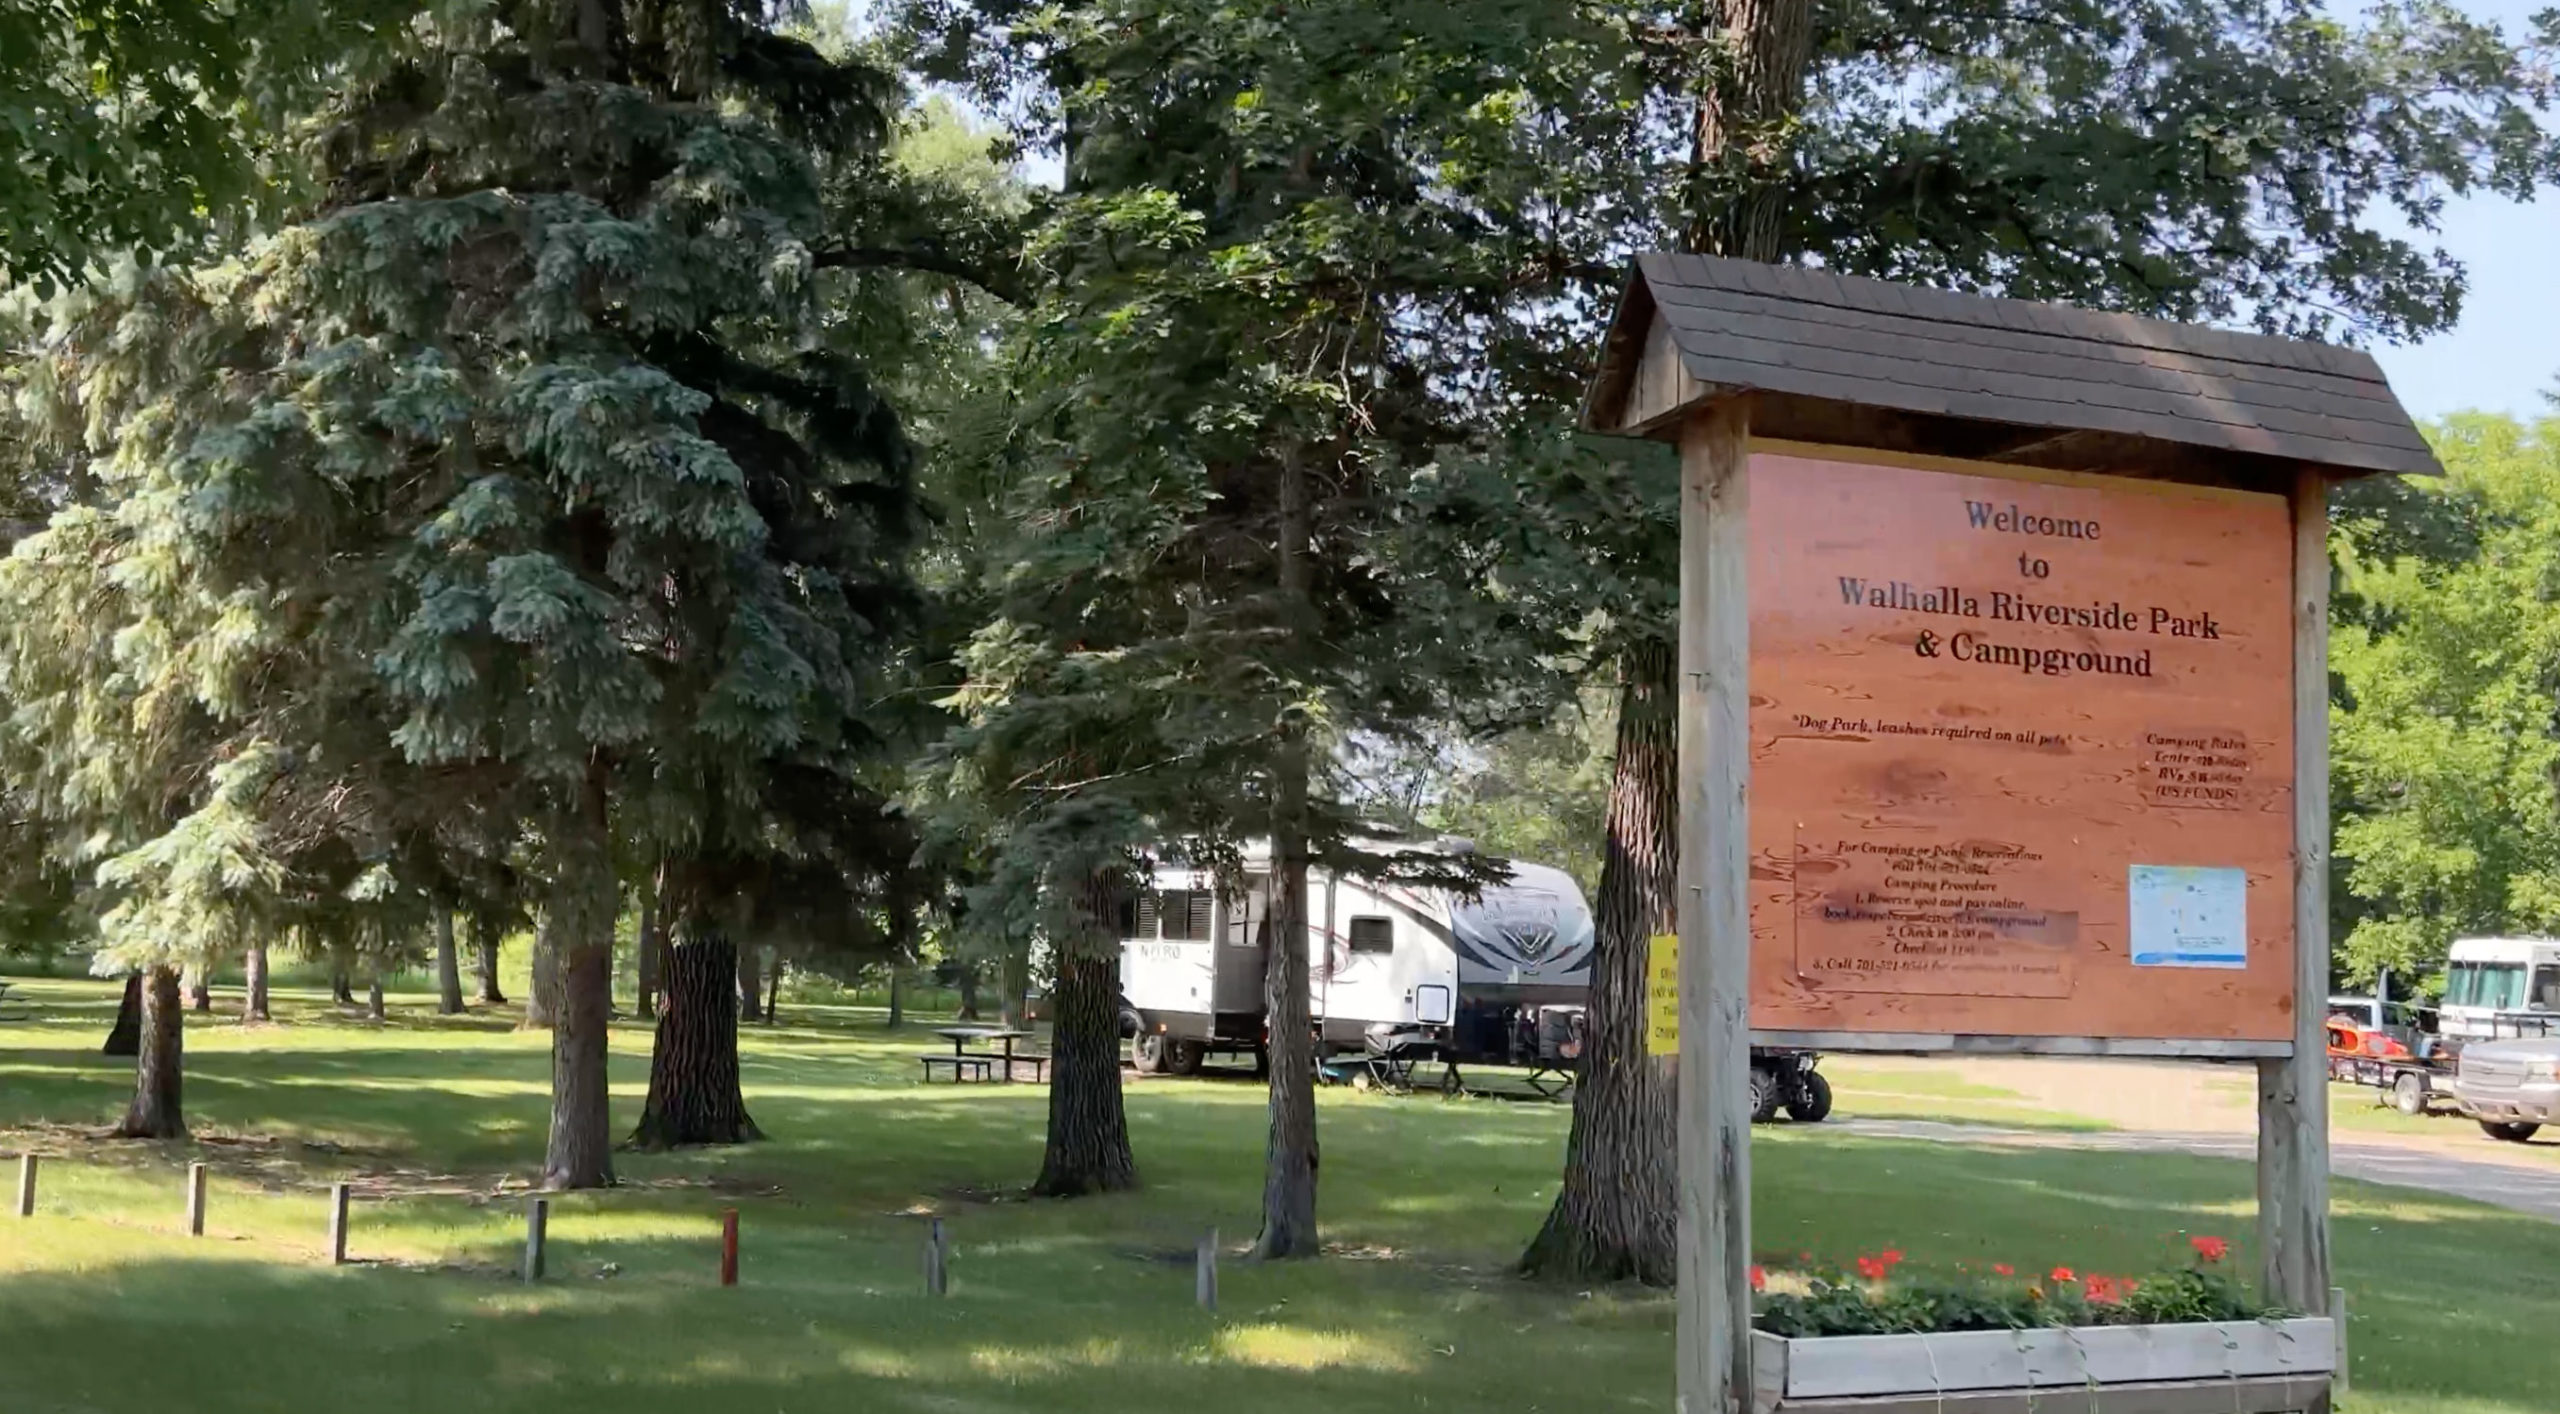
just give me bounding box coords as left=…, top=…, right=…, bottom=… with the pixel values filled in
left=1747, top=443, right=2296, bottom=1045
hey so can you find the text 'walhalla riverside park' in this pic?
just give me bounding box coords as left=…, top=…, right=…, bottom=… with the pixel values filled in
left=1833, top=574, right=2231, bottom=680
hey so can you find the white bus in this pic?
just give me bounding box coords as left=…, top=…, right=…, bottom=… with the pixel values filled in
left=2438, top=937, right=2560, bottom=1042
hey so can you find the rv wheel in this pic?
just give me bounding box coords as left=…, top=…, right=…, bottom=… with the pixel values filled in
left=1749, top=1065, right=1781, bottom=1124
left=1168, top=1039, right=1206, bottom=1076
left=1785, top=1070, right=1833, bottom=1123
left=1132, top=1031, right=1170, bottom=1074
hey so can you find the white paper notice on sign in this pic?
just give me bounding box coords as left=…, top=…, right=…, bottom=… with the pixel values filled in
left=2128, top=865, right=2248, bottom=969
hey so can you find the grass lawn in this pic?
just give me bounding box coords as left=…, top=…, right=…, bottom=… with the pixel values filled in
left=5, top=976, right=2558, bottom=1414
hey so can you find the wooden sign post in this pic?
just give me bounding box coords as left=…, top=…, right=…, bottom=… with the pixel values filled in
left=1587, top=252, right=2439, bottom=1414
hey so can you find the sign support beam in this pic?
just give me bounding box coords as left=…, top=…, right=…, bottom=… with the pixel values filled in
left=1678, top=399, right=1755, bottom=1414
left=2258, top=467, right=2333, bottom=1311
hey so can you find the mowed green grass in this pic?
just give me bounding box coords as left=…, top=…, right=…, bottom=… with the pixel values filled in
left=3, top=977, right=2557, bottom=1414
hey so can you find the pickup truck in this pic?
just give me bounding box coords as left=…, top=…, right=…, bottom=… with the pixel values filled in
left=2451, top=1036, right=2560, bottom=1142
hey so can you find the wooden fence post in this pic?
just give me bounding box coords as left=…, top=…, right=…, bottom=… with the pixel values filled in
left=924, top=1216, right=948, bottom=1296
left=1677, top=398, right=1756, bottom=1414
left=720, top=1208, right=739, bottom=1287
left=13, top=1154, right=33, bottom=1218
left=524, top=1197, right=549, bottom=1282
left=327, top=1182, right=351, bottom=1265
left=186, top=1162, right=207, bottom=1236
left=2258, top=467, right=2333, bottom=1315
left=1196, top=1228, right=1218, bottom=1312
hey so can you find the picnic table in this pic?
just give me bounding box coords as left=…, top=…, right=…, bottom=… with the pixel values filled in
left=921, top=1026, right=1044, bottom=1084
left=0, top=980, right=28, bottom=1022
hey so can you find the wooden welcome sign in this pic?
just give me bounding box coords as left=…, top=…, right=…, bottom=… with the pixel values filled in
left=1747, top=443, right=2296, bottom=1049
left=1585, top=252, right=2441, bottom=1414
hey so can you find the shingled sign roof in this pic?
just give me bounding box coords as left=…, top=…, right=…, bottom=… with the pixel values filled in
left=1583, top=252, right=2439, bottom=481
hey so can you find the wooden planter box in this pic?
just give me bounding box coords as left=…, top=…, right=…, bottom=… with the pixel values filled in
left=1751, top=1317, right=2338, bottom=1414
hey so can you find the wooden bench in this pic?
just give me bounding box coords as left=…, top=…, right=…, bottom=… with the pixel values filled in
left=920, top=1054, right=994, bottom=1083
left=1000, top=1054, right=1050, bottom=1083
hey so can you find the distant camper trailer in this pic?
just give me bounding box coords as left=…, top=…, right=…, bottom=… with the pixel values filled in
left=1116, top=843, right=1595, bottom=1075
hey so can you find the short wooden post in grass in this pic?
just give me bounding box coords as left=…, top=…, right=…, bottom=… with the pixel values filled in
left=719, top=1208, right=739, bottom=1287
left=1195, top=1228, right=1218, bottom=1313
left=524, top=1197, right=549, bottom=1282
left=327, top=1182, right=351, bottom=1265
left=924, top=1217, right=948, bottom=1296
left=13, top=1154, right=34, bottom=1218
left=185, top=1162, right=208, bottom=1236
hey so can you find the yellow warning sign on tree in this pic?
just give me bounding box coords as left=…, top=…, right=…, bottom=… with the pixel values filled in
left=1646, top=933, right=1679, bottom=1056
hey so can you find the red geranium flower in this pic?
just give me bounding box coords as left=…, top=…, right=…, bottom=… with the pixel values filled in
left=1856, top=1254, right=1889, bottom=1281
left=1750, top=1265, right=1767, bottom=1291
left=2085, top=1274, right=2121, bottom=1303
left=2189, top=1235, right=2229, bottom=1263
left=1992, top=1263, right=2015, bottom=1276
left=2049, top=1266, right=2076, bottom=1283
left=1881, top=1248, right=1905, bottom=1267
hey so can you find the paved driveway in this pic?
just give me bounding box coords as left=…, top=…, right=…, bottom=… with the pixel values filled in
left=1831, top=1055, right=2560, bottom=1224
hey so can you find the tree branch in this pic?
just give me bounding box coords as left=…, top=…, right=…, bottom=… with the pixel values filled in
left=811, top=243, right=1029, bottom=306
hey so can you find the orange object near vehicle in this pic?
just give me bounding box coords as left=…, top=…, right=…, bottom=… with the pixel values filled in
left=2326, top=1013, right=2412, bottom=1060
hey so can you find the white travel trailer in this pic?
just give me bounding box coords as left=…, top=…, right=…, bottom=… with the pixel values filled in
left=2438, top=937, right=2560, bottom=1042
left=1117, top=842, right=1595, bottom=1075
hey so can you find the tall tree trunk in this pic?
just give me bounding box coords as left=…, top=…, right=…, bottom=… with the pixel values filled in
left=476, top=925, right=507, bottom=1005
left=186, top=963, right=211, bottom=1013
left=1032, top=865, right=1139, bottom=1197
left=629, top=877, right=760, bottom=1149
left=956, top=963, right=981, bottom=1021
left=736, top=944, right=763, bottom=1023
left=886, top=963, right=904, bottom=1029
left=330, top=963, right=354, bottom=1007
left=243, top=944, right=270, bottom=1022
left=103, top=972, right=142, bottom=1056
left=435, top=907, right=465, bottom=1015
left=366, top=973, right=386, bottom=1022
left=1523, top=638, right=1680, bottom=1282
left=764, top=957, right=781, bottom=1027
left=542, top=761, right=617, bottom=1189
left=1255, top=451, right=1320, bottom=1260
left=525, top=928, right=559, bottom=1028
left=113, top=965, right=187, bottom=1139
left=635, top=867, right=663, bottom=1022
left=999, top=941, right=1028, bottom=1030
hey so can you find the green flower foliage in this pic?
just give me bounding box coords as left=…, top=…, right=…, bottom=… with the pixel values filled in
left=1756, top=1261, right=2268, bottom=1338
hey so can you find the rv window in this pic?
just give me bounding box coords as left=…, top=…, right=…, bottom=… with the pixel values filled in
left=1159, top=890, right=1212, bottom=941
left=2533, top=965, right=2560, bottom=1012
left=1347, top=916, right=1393, bottom=955
left=2448, top=961, right=2527, bottom=1010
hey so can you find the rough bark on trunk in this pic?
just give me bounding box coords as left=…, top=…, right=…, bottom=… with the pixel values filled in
left=735, top=944, right=763, bottom=1023
left=628, top=901, right=761, bottom=1149
left=542, top=761, right=617, bottom=1189
left=1523, top=638, right=1680, bottom=1283
left=525, top=928, right=559, bottom=1029
left=764, top=958, right=780, bottom=1027
left=956, top=964, right=981, bottom=1021
left=103, top=972, right=142, bottom=1056
left=366, top=974, right=386, bottom=1022
left=634, top=868, right=663, bottom=1022
left=435, top=907, right=465, bottom=1015
left=243, top=944, right=271, bottom=1022
left=999, top=942, right=1028, bottom=1030
left=1255, top=451, right=1320, bottom=1260
left=114, top=965, right=187, bottom=1139
left=1032, top=866, right=1139, bottom=1197
left=330, top=964, right=354, bottom=1006
left=476, top=926, right=506, bottom=1005
left=886, top=964, right=904, bottom=1029
left=186, top=964, right=211, bottom=1013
